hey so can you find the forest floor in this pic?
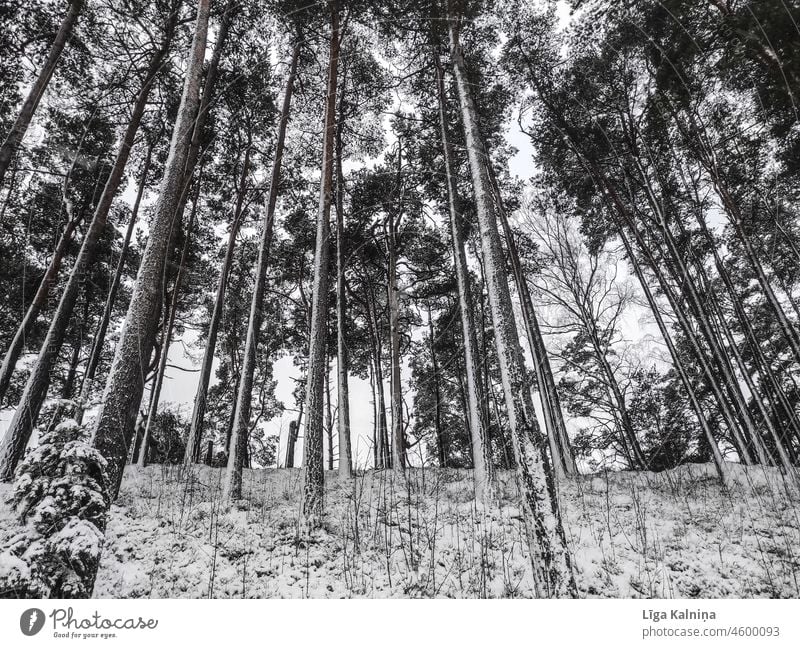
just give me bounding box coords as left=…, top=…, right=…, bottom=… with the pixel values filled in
left=2, top=463, right=800, bottom=598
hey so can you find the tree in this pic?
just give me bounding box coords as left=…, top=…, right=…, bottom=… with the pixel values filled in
left=91, top=0, right=211, bottom=499
left=74, top=129, right=161, bottom=424
left=222, top=34, right=301, bottom=497
left=0, top=6, right=180, bottom=480
left=300, top=0, right=341, bottom=528
left=447, top=0, right=576, bottom=597
left=524, top=198, right=647, bottom=469
left=0, top=0, right=84, bottom=188
left=432, top=45, right=494, bottom=498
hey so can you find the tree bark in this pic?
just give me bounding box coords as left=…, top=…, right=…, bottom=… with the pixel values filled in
left=365, top=286, right=390, bottom=468
left=448, top=8, right=576, bottom=597
left=136, top=322, right=168, bottom=466
left=301, top=3, right=340, bottom=528
left=486, top=163, right=576, bottom=476
left=334, top=93, right=353, bottom=478
left=90, top=0, right=210, bottom=499
left=325, top=363, right=334, bottom=471
left=386, top=149, right=405, bottom=471
left=433, top=48, right=494, bottom=498
left=427, top=304, right=447, bottom=467
left=138, top=180, right=200, bottom=467
left=285, top=415, right=300, bottom=468
left=172, top=1, right=233, bottom=230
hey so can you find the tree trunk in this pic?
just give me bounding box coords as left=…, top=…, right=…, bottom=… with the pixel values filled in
left=667, top=106, right=800, bottom=370
left=368, top=360, right=378, bottom=467
left=649, top=221, right=757, bottom=462
left=43, top=285, right=93, bottom=434
left=0, top=0, right=83, bottom=187
left=224, top=367, right=242, bottom=458
left=138, top=180, right=200, bottom=468
left=75, top=138, right=156, bottom=424
left=372, top=284, right=390, bottom=467
left=325, top=364, right=334, bottom=471
left=365, top=290, right=390, bottom=468
left=433, top=48, right=494, bottom=498
left=0, top=33, right=173, bottom=481
left=718, top=180, right=800, bottom=367
left=137, top=327, right=168, bottom=467
left=587, top=165, right=731, bottom=483
left=427, top=305, right=446, bottom=467
left=334, top=96, right=352, bottom=478
left=222, top=39, right=300, bottom=499
left=386, top=167, right=405, bottom=471
left=90, top=0, right=210, bottom=499
left=286, top=395, right=303, bottom=469
left=690, top=211, right=797, bottom=474
left=580, top=126, right=752, bottom=462
left=185, top=145, right=251, bottom=464
left=301, top=3, right=340, bottom=529
left=204, top=440, right=214, bottom=465
left=630, top=205, right=753, bottom=463
left=285, top=418, right=299, bottom=468
left=486, top=162, right=575, bottom=476
left=172, top=1, right=233, bottom=232
left=626, top=151, right=763, bottom=464
left=61, top=317, right=83, bottom=402
left=448, top=9, right=576, bottom=597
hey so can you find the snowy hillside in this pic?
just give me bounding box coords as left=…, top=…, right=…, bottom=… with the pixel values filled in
left=3, top=464, right=797, bottom=598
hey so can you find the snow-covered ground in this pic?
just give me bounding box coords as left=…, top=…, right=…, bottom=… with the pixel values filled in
left=1, top=463, right=799, bottom=598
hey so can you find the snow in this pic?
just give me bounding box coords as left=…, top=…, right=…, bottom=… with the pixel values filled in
left=1, top=462, right=799, bottom=598
left=0, top=549, right=30, bottom=590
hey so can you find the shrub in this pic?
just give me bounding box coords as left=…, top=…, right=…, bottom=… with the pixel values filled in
left=0, top=419, right=109, bottom=598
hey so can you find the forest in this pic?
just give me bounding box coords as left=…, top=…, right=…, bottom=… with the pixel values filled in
left=0, top=0, right=799, bottom=599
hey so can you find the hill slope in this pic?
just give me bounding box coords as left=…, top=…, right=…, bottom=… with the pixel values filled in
left=2, top=463, right=799, bottom=598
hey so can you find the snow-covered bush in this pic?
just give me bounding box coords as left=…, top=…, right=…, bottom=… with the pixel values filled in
left=0, top=419, right=110, bottom=598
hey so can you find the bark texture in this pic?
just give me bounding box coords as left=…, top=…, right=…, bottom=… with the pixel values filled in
left=138, top=181, right=200, bottom=467
left=301, top=4, right=340, bottom=528
left=334, top=110, right=352, bottom=478
left=448, top=8, right=576, bottom=597
left=433, top=48, right=494, bottom=500
left=90, top=0, right=211, bottom=498
left=386, top=153, right=405, bottom=471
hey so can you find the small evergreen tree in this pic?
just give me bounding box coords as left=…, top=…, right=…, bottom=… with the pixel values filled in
left=0, top=419, right=109, bottom=598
